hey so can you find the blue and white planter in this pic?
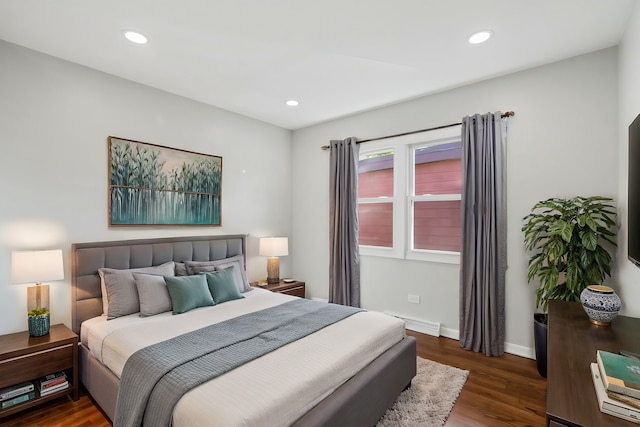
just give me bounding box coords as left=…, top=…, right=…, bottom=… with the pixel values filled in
left=28, top=314, right=50, bottom=337
left=580, top=285, right=621, bottom=326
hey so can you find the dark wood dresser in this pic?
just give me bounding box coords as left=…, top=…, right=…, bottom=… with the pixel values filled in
left=547, top=300, right=640, bottom=426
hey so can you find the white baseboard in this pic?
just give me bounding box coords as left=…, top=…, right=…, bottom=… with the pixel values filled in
left=440, top=327, right=459, bottom=340
left=505, top=342, right=535, bottom=360
left=384, top=312, right=440, bottom=337
left=311, top=297, right=328, bottom=303
left=387, top=318, right=535, bottom=360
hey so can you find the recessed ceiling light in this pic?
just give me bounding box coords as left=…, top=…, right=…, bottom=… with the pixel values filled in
left=285, top=100, right=299, bottom=107
left=123, top=30, right=148, bottom=44
left=469, top=30, right=493, bottom=45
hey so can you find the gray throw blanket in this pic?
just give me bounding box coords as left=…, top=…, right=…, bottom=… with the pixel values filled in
left=114, top=299, right=363, bottom=427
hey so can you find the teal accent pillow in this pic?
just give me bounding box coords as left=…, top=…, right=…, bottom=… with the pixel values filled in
left=164, top=275, right=214, bottom=314
left=202, top=268, right=244, bottom=304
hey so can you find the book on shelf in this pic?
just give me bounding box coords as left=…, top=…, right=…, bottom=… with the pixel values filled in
left=37, top=371, right=67, bottom=390
left=39, top=381, right=69, bottom=397
left=597, top=350, right=640, bottom=400
left=0, top=381, right=34, bottom=402
left=591, top=363, right=640, bottom=423
left=1, top=391, right=35, bottom=410
left=608, top=390, right=640, bottom=410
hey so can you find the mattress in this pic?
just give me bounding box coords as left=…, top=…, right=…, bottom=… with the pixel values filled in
left=81, top=288, right=406, bottom=426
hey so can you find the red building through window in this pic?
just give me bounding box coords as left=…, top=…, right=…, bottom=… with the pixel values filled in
left=358, top=142, right=461, bottom=252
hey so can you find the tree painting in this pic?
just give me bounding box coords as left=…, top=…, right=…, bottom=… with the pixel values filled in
left=108, top=137, right=222, bottom=226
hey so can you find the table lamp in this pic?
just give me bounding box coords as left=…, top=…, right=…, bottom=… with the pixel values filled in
left=11, top=249, right=64, bottom=336
left=259, top=237, right=288, bottom=284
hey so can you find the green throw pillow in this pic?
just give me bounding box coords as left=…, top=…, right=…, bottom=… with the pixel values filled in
left=202, top=268, right=244, bottom=304
left=164, top=275, right=214, bottom=314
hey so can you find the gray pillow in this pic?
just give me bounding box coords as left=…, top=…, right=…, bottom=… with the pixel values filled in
left=98, top=261, right=175, bottom=319
left=164, top=275, right=214, bottom=314
left=185, top=255, right=250, bottom=292
left=133, top=273, right=172, bottom=316
left=202, top=268, right=244, bottom=304
left=174, top=262, right=188, bottom=276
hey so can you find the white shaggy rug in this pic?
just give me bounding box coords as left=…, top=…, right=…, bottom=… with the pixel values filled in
left=377, top=357, right=469, bottom=427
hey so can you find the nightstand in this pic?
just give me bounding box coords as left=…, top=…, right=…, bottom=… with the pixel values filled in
left=254, top=280, right=306, bottom=298
left=0, top=324, right=78, bottom=419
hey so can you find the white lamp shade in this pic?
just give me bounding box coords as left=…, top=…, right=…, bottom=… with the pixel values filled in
left=259, top=237, right=289, bottom=257
left=11, top=249, right=64, bottom=284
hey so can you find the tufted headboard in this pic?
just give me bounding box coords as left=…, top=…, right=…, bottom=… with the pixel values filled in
left=71, top=234, right=246, bottom=334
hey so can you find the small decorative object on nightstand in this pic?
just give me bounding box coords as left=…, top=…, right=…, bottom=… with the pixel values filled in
left=11, top=249, right=64, bottom=337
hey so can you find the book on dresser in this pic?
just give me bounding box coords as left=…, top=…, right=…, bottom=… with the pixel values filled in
left=591, top=363, right=640, bottom=423
left=37, top=371, right=68, bottom=396
left=597, top=350, right=640, bottom=400
left=0, top=381, right=34, bottom=402
left=40, top=381, right=69, bottom=396
left=1, top=391, right=35, bottom=410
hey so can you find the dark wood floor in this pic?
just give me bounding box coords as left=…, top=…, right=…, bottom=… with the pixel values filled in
left=0, top=332, right=547, bottom=427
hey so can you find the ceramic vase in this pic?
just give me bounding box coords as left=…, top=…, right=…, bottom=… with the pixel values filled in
left=28, top=313, right=50, bottom=337
left=580, top=285, right=621, bottom=326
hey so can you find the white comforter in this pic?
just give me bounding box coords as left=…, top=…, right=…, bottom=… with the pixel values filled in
left=81, top=288, right=405, bottom=427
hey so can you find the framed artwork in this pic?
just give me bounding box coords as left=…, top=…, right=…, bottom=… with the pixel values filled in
left=108, top=136, right=222, bottom=226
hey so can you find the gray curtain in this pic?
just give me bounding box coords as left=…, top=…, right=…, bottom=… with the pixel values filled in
left=329, top=137, right=360, bottom=307
left=459, top=112, right=507, bottom=357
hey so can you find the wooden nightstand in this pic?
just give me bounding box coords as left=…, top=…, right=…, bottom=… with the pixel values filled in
left=254, top=280, right=306, bottom=298
left=0, top=323, right=78, bottom=419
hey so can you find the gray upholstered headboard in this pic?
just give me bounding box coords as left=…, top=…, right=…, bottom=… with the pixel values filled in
left=71, top=234, right=246, bottom=334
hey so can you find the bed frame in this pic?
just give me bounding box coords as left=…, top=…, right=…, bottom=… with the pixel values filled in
left=71, top=234, right=416, bottom=426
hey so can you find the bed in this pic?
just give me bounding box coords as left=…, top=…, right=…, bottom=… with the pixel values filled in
left=71, top=234, right=416, bottom=426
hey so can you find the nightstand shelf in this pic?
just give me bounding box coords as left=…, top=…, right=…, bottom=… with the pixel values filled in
left=0, top=324, right=78, bottom=419
left=253, top=280, right=306, bottom=298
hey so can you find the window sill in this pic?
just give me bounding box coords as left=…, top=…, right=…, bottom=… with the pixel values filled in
left=359, top=246, right=460, bottom=264
left=406, top=250, right=460, bottom=264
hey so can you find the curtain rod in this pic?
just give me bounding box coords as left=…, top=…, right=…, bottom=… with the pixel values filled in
left=320, top=111, right=514, bottom=150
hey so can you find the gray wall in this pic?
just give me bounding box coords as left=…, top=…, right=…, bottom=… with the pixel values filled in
left=0, top=41, right=293, bottom=335
left=291, top=47, right=619, bottom=357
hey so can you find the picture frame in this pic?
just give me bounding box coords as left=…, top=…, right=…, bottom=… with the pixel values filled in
left=108, top=136, right=222, bottom=226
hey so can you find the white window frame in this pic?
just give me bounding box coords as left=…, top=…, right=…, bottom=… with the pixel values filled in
left=358, top=143, right=405, bottom=259
left=358, top=125, right=461, bottom=264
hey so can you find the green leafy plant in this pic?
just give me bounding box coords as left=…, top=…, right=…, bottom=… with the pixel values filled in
left=28, top=307, right=49, bottom=316
left=522, top=196, right=617, bottom=319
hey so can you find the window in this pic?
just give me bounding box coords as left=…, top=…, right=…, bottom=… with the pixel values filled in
left=410, top=141, right=462, bottom=253
left=358, top=150, right=394, bottom=248
left=357, top=127, right=461, bottom=263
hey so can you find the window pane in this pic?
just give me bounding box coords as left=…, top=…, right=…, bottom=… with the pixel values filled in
left=358, top=152, right=393, bottom=198
left=413, top=200, right=461, bottom=252
left=358, top=202, right=393, bottom=247
left=414, top=142, right=461, bottom=195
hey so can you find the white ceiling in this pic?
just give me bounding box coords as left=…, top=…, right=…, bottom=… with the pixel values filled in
left=0, top=0, right=635, bottom=130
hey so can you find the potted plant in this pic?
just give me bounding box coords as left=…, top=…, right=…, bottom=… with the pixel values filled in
left=522, top=196, right=616, bottom=377
left=28, top=307, right=50, bottom=337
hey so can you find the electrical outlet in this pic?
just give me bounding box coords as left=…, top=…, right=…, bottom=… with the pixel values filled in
left=407, top=294, right=420, bottom=304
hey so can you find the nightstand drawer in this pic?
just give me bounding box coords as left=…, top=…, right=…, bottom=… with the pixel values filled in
left=280, top=285, right=305, bottom=298
left=0, top=344, right=73, bottom=388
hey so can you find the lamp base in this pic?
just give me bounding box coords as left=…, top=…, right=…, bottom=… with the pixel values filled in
left=266, top=257, right=280, bottom=284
